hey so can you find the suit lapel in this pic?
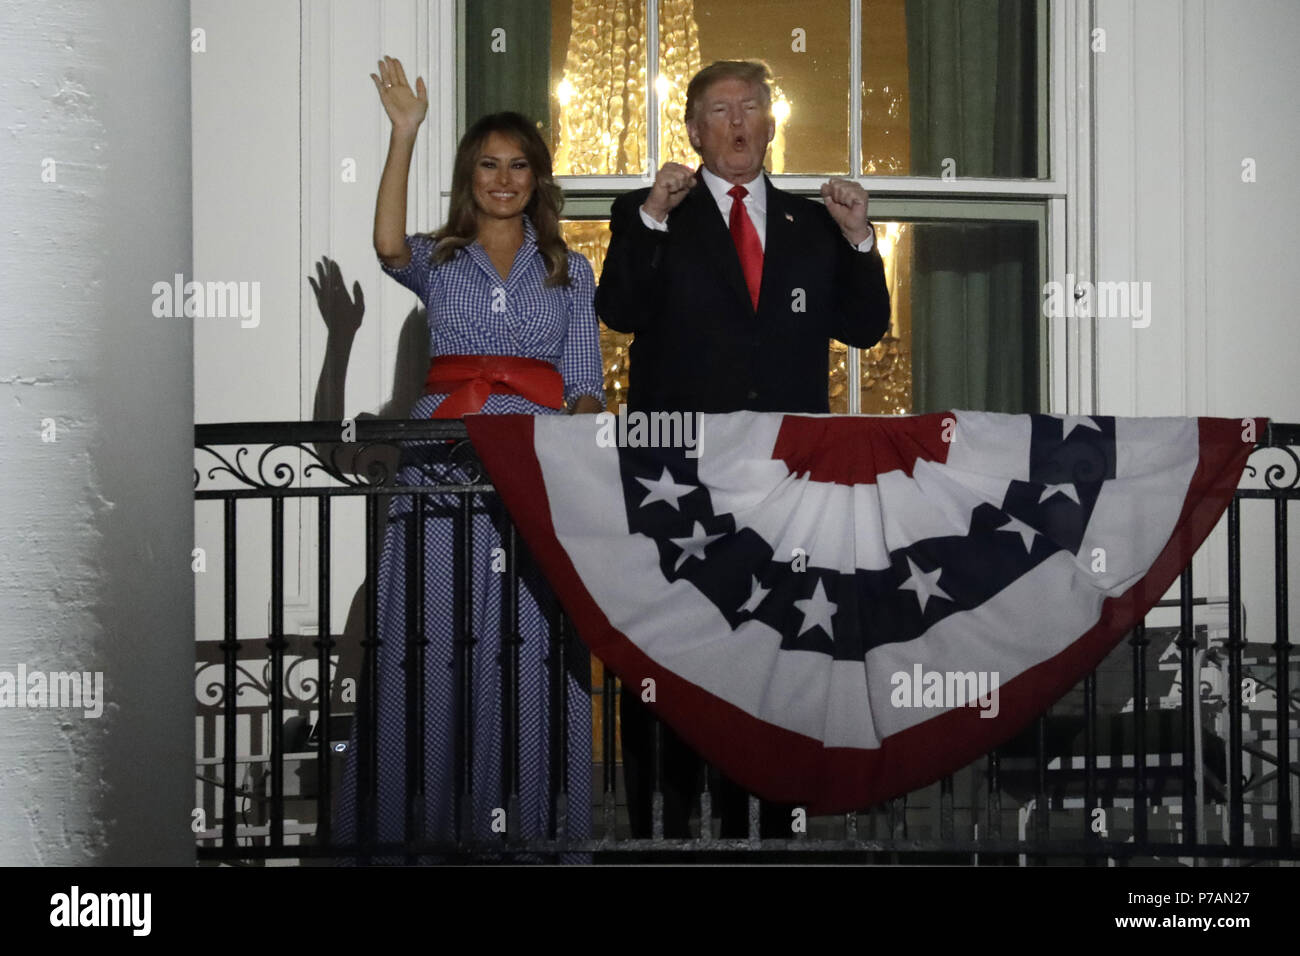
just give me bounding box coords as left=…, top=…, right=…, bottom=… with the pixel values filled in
left=758, top=175, right=794, bottom=321
left=673, top=173, right=754, bottom=316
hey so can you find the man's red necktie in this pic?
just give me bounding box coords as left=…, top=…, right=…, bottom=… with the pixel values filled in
left=727, top=184, right=763, bottom=311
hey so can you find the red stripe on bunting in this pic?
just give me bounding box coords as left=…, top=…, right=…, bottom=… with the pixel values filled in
left=771, top=411, right=956, bottom=485
left=466, top=413, right=1264, bottom=813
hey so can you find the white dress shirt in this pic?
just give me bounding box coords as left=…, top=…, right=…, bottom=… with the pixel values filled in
left=638, top=165, right=876, bottom=253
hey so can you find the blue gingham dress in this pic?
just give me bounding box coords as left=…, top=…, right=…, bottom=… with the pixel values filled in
left=335, top=215, right=603, bottom=861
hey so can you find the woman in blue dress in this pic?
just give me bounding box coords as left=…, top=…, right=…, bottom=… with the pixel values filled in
left=334, top=56, right=604, bottom=861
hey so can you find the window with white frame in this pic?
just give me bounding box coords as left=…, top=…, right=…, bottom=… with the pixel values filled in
left=458, top=0, right=1055, bottom=416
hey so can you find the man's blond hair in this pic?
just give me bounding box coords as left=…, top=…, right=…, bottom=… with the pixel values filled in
left=683, top=60, right=773, bottom=124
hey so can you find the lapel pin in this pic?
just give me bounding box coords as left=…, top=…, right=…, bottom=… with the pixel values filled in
left=785, top=212, right=794, bottom=222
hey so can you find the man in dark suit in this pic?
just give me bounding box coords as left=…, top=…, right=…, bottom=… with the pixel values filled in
left=595, top=61, right=892, bottom=842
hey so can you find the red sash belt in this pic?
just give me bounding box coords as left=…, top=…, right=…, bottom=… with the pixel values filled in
left=424, top=354, right=564, bottom=418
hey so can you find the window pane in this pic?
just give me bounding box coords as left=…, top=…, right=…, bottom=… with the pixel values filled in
left=829, top=221, right=913, bottom=414
left=464, top=1, right=649, bottom=175
left=886, top=220, right=1040, bottom=414
left=861, top=0, right=1042, bottom=178
left=659, top=0, right=851, bottom=174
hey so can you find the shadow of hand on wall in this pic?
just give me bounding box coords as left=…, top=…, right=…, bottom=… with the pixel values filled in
left=309, top=254, right=429, bottom=430
left=307, top=254, right=429, bottom=715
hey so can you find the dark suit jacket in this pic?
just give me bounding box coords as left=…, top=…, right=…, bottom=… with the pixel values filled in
left=595, top=173, right=891, bottom=414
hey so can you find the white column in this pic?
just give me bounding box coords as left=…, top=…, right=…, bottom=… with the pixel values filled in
left=0, top=0, right=193, bottom=864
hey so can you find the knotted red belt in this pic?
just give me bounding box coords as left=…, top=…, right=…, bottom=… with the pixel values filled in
left=424, top=354, right=564, bottom=418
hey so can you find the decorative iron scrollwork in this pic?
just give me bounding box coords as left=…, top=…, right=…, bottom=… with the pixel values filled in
left=194, top=420, right=490, bottom=493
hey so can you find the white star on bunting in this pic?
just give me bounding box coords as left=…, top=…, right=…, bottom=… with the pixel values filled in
left=669, top=521, right=725, bottom=571
left=898, top=556, right=951, bottom=614
left=794, top=579, right=838, bottom=637
left=1038, top=483, right=1081, bottom=505
left=738, top=575, right=770, bottom=614
left=1060, top=415, right=1102, bottom=439
left=996, top=514, right=1039, bottom=552
left=636, top=467, right=696, bottom=511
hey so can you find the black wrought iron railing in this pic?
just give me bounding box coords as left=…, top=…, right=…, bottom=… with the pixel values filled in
left=193, top=419, right=1300, bottom=864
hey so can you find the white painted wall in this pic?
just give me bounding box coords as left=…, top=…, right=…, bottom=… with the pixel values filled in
left=1094, top=0, right=1300, bottom=424
left=192, top=1, right=301, bottom=425
left=192, top=0, right=457, bottom=649
left=193, top=0, right=455, bottom=431
left=0, top=0, right=193, bottom=864
left=1093, top=0, right=1300, bottom=640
